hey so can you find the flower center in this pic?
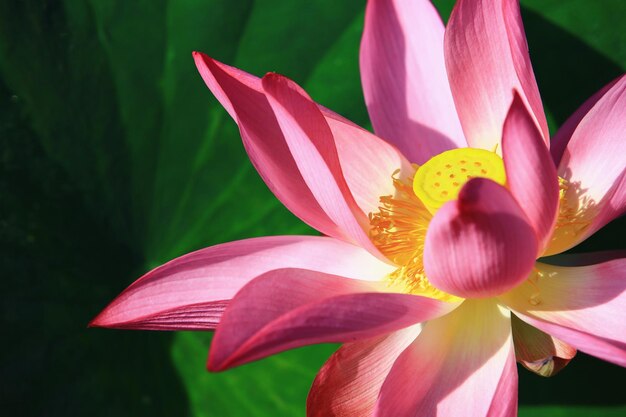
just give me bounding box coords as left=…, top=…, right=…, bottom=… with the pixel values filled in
left=412, top=148, right=506, bottom=214
left=369, top=167, right=459, bottom=302
left=370, top=148, right=507, bottom=302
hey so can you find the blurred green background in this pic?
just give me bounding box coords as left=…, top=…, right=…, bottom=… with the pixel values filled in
left=1, top=0, right=625, bottom=415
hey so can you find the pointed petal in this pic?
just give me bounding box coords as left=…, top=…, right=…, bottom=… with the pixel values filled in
left=424, top=178, right=538, bottom=298
left=501, top=259, right=626, bottom=367
left=374, top=300, right=517, bottom=417
left=307, top=326, right=420, bottom=417
left=502, top=93, right=559, bottom=252
left=444, top=0, right=548, bottom=150
left=360, top=0, right=465, bottom=163
left=193, top=53, right=409, bottom=248
left=511, top=314, right=576, bottom=377
left=261, top=73, right=382, bottom=256
left=551, top=76, right=622, bottom=165
left=193, top=52, right=339, bottom=238
left=545, top=75, right=626, bottom=255
left=208, top=269, right=459, bottom=370
left=90, top=236, right=394, bottom=330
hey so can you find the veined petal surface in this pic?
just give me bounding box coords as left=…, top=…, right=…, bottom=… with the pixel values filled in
left=444, top=0, right=548, bottom=150
left=511, top=314, right=576, bottom=377
left=307, top=326, right=421, bottom=417
left=551, top=76, right=622, bottom=165
left=374, top=299, right=517, bottom=417
left=262, top=74, right=382, bottom=257
left=360, top=0, right=466, bottom=164
left=545, top=75, right=626, bottom=255
left=193, top=53, right=409, bottom=249
left=501, top=259, right=626, bottom=367
left=90, top=236, right=393, bottom=330
left=208, top=269, right=459, bottom=370
left=502, top=93, right=559, bottom=253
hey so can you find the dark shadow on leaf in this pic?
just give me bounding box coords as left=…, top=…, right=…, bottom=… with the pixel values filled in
left=522, top=7, right=623, bottom=131
left=0, top=1, right=190, bottom=414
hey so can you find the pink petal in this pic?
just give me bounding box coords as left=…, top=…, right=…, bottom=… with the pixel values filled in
left=193, top=53, right=409, bottom=246
left=502, top=93, right=559, bottom=252
left=307, top=326, right=420, bottom=417
left=326, top=113, right=413, bottom=217
left=551, top=76, right=622, bottom=165
left=423, top=178, right=538, bottom=298
left=360, top=0, right=466, bottom=164
left=501, top=259, right=626, bottom=367
left=261, top=74, right=382, bottom=256
left=374, top=300, right=517, bottom=417
left=193, top=52, right=339, bottom=239
left=545, top=75, right=626, bottom=255
left=90, top=236, right=394, bottom=330
left=444, top=0, right=549, bottom=151
left=208, top=269, right=459, bottom=371
left=511, top=314, right=576, bottom=377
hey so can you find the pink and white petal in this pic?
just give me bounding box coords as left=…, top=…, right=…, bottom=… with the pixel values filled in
left=208, top=269, right=459, bottom=371
left=444, top=0, right=549, bottom=151
left=501, top=259, right=626, bottom=367
left=374, top=299, right=517, bottom=417
left=544, top=75, right=626, bottom=256
left=424, top=178, right=538, bottom=298
left=90, top=236, right=394, bottom=330
left=503, top=93, right=559, bottom=252
left=551, top=76, right=622, bottom=165
left=261, top=74, right=383, bottom=256
left=511, top=314, right=576, bottom=377
left=326, top=113, right=413, bottom=216
left=193, top=52, right=340, bottom=239
left=360, top=0, right=466, bottom=164
left=194, top=53, right=408, bottom=248
left=307, top=325, right=421, bottom=417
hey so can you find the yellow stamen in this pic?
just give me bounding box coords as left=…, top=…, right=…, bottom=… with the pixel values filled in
left=556, top=177, right=594, bottom=231
left=412, top=148, right=506, bottom=214
left=543, top=177, right=595, bottom=255
left=369, top=167, right=459, bottom=302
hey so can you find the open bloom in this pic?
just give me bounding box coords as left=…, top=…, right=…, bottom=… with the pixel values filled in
left=91, top=0, right=626, bottom=415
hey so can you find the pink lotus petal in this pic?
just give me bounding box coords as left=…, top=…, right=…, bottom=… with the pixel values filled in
left=545, top=75, right=626, bottom=255
left=511, top=314, right=576, bottom=377
left=307, top=326, right=421, bottom=417
left=502, top=93, right=559, bottom=253
left=424, top=178, right=538, bottom=298
left=193, top=52, right=340, bottom=239
left=326, top=113, right=413, bottom=217
left=262, top=73, right=383, bottom=257
left=360, top=0, right=466, bottom=164
left=193, top=53, right=408, bottom=247
left=374, top=300, right=517, bottom=417
left=208, top=269, right=459, bottom=371
left=551, top=76, right=622, bottom=165
left=90, top=236, right=394, bottom=330
left=444, top=0, right=548, bottom=151
left=501, top=259, right=626, bottom=367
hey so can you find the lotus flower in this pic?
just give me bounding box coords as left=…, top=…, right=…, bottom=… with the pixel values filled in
left=91, top=0, right=626, bottom=415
